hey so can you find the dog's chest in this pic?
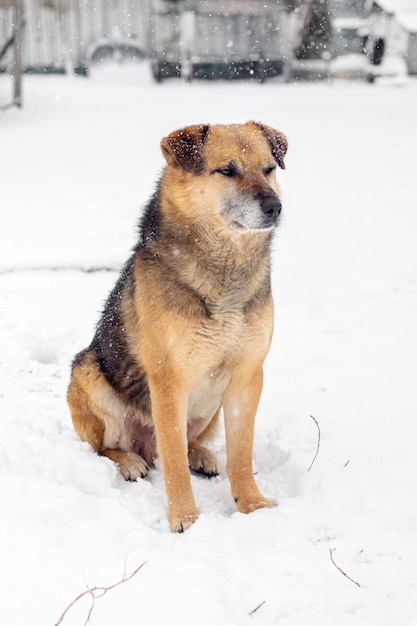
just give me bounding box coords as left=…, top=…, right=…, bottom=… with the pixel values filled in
left=185, top=309, right=247, bottom=417
left=201, top=304, right=248, bottom=356
left=187, top=365, right=228, bottom=426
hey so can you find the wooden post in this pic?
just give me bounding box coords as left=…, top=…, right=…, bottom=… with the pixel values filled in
left=0, top=0, right=23, bottom=107
left=13, top=0, right=23, bottom=106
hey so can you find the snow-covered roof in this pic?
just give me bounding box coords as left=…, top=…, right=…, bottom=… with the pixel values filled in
left=396, top=11, right=417, bottom=30
left=373, top=0, right=417, bottom=11
left=372, top=1, right=417, bottom=32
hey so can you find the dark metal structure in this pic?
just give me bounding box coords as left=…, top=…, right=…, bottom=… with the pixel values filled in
left=150, top=0, right=293, bottom=81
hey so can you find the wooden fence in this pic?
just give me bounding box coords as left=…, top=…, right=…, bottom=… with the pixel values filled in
left=0, top=0, right=151, bottom=75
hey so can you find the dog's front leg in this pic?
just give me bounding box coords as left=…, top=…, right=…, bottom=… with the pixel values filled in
left=148, top=379, right=199, bottom=532
left=223, top=367, right=276, bottom=515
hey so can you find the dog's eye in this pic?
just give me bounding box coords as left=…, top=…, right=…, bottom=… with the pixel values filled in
left=214, top=164, right=237, bottom=178
left=263, top=166, right=276, bottom=177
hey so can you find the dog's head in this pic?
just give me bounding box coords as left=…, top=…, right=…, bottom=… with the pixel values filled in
left=160, top=122, right=287, bottom=233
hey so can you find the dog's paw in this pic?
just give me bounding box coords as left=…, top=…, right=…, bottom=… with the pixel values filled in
left=117, top=452, right=149, bottom=481
left=235, top=496, right=277, bottom=515
left=188, top=442, right=219, bottom=478
left=169, top=508, right=200, bottom=533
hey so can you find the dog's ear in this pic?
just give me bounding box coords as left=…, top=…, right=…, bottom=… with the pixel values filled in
left=161, top=125, right=210, bottom=172
left=253, top=122, right=288, bottom=170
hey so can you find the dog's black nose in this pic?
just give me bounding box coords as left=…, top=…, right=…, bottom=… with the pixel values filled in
left=261, top=197, right=282, bottom=220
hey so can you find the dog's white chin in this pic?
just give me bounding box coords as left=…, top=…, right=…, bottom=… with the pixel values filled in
left=229, top=220, right=275, bottom=234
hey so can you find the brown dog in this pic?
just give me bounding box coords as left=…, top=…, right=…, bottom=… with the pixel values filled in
left=67, top=122, right=287, bottom=532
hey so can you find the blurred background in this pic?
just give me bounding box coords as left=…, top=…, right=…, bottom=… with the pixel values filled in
left=1, top=0, right=416, bottom=107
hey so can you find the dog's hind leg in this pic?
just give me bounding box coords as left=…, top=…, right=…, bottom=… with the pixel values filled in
left=102, top=448, right=149, bottom=480
left=67, top=364, right=106, bottom=453
left=68, top=350, right=149, bottom=481
left=188, top=441, right=219, bottom=477
left=188, top=407, right=220, bottom=477
left=69, top=383, right=149, bottom=480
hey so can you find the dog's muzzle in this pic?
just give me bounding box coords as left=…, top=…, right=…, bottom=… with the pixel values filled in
left=223, top=192, right=282, bottom=232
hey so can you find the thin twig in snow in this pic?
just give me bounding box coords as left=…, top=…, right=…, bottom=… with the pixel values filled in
left=308, top=414, right=321, bottom=471
left=329, top=548, right=361, bottom=588
left=249, top=600, right=266, bottom=615
left=54, top=561, right=147, bottom=626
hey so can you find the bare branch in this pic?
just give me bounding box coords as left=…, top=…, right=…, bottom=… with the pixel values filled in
left=249, top=600, right=266, bottom=615
left=55, top=561, right=147, bottom=626
left=329, top=548, right=361, bottom=588
left=308, top=414, right=321, bottom=471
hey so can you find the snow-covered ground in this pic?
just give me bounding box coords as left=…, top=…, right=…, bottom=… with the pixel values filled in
left=1, top=66, right=417, bottom=625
